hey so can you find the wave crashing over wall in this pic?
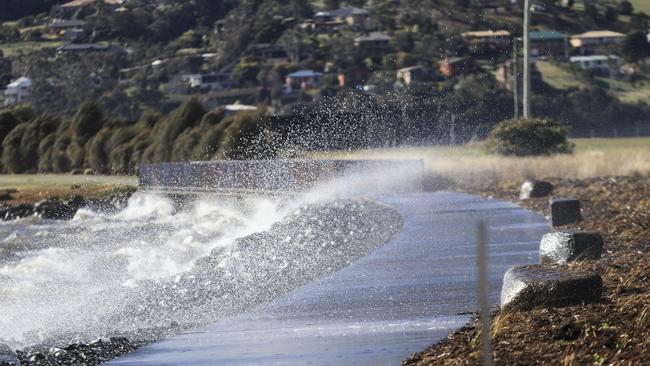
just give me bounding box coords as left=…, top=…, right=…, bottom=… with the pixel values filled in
left=0, top=165, right=417, bottom=350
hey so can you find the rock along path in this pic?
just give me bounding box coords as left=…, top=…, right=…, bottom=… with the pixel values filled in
left=108, top=192, right=548, bottom=366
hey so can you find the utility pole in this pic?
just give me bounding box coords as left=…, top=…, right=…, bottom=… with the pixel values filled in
left=523, top=0, right=531, bottom=118
left=513, top=39, right=519, bottom=119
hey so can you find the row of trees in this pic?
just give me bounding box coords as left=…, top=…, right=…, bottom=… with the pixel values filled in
left=0, top=100, right=268, bottom=175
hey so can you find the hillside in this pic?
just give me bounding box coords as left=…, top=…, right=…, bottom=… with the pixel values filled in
left=0, top=0, right=649, bottom=175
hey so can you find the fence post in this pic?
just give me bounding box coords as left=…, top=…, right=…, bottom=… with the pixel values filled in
left=477, top=221, right=494, bottom=366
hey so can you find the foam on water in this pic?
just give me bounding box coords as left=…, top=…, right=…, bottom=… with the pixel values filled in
left=0, top=163, right=421, bottom=349
left=0, top=192, right=286, bottom=347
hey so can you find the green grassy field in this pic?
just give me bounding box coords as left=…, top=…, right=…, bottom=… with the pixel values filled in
left=537, top=61, right=650, bottom=104
left=572, top=136, right=650, bottom=151
left=537, top=61, right=583, bottom=90
left=629, top=0, right=650, bottom=14
left=595, top=77, right=650, bottom=104
left=311, top=137, right=650, bottom=184
left=0, top=174, right=136, bottom=190
left=0, top=174, right=137, bottom=204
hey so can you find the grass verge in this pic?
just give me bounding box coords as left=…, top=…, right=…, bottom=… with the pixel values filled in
left=0, top=174, right=137, bottom=204
left=309, top=137, right=650, bottom=187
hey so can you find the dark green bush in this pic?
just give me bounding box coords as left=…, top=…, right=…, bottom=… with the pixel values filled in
left=1, top=123, right=28, bottom=173
left=215, top=111, right=276, bottom=160
left=71, top=102, right=105, bottom=140
left=487, top=118, right=574, bottom=156
left=143, top=97, right=205, bottom=162
left=37, top=134, right=56, bottom=172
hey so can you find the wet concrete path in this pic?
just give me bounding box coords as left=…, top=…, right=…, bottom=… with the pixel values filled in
left=108, top=192, right=548, bottom=365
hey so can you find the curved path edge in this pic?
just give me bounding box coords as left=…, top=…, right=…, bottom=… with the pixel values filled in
left=107, top=191, right=549, bottom=366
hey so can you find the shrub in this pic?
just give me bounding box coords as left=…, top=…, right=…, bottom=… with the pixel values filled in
left=143, top=97, right=205, bottom=162
left=1, top=123, right=28, bottom=173
left=487, top=118, right=574, bottom=156
left=215, top=111, right=276, bottom=160
left=37, top=134, right=56, bottom=172
left=71, top=101, right=104, bottom=139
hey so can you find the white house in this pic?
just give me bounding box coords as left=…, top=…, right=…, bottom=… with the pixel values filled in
left=4, top=77, right=32, bottom=106
left=396, top=65, right=425, bottom=86
left=570, top=55, right=620, bottom=75
left=181, top=73, right=236, bottom=91
left=224, top=104, right=257, bottom=115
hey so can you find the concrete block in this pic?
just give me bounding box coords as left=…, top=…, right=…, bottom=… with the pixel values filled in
left=501, top=264, right=602, bottom=310
left=549, top=197, right=582, bottom=227
left=540, top=231, right=604, bottom=264
left=519, top=179, right=554, bottom=200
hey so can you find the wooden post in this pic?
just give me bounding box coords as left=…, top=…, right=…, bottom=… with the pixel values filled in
left=477, top=221, right=494, bottom=366
left=513, top=39, right=519, bottom=119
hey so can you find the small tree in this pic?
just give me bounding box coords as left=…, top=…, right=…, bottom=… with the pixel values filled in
left=604, top=6, right=618, bottom=23
left=630, top=12, right=649, bottom=30
left=621, top=32, right=650, bottom=62
left=619, top=0, right=633, bottom=15
left=584, top=3, right=599, bottom=20
left=233, top=57, right=261, bottom=85
left=487, top=118, right=574, bottom=156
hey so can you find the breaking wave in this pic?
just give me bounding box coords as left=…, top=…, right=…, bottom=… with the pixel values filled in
left=0, top=165, right=419, bottom=349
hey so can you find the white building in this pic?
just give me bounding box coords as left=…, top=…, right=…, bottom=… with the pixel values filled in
left=182, top=73, right=236, bottom=91
left=570, top=55, right=620, bottom=75
left=4, top=77, right=32, bottom=106
left=224, top=104, right=257, bottom=115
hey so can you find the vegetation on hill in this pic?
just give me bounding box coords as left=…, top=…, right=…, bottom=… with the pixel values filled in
left=0, top=99, right=260, bottom=174
left=0, top=0, right=649, bottom=168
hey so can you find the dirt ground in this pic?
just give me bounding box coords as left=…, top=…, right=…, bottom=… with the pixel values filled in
left=404, top=175, right=650, bottom=365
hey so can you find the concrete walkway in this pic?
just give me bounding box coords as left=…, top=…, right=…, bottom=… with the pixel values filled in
left=108, top=192, right=548, bottom=365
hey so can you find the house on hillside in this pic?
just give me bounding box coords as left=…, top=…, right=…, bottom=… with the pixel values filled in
left=285, top=70, right=323, bottom=90
left=223, top=104, right=258, bottom=115
left=245, top=43, right=289, bottom=64
left=530, top=30, right=569, bottom=59
left=214, top=20, right=227, bottom=34
left=570, top=30, right=625, bottom=55
left=4, top=77, right=32, bottom=106
left=314, top=7, right=372, bottom=29
left=56, top=43, right=128, bottom=55
left=570, top=55, right=620, bottom=76
left=55, top=0, right=126, bottom=17
left=438, top=57, right=476, bottom=78
left=49, top=19, right=88, bottom=41
left=49, top=19, right=86, bottom=33
left=355, top=32, right=391, bottom=55
left=462, top=30, right=511, bottom=47
left=396, top=66, right=426, bottom=86
left=182, top=73, right=237, bottom=91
